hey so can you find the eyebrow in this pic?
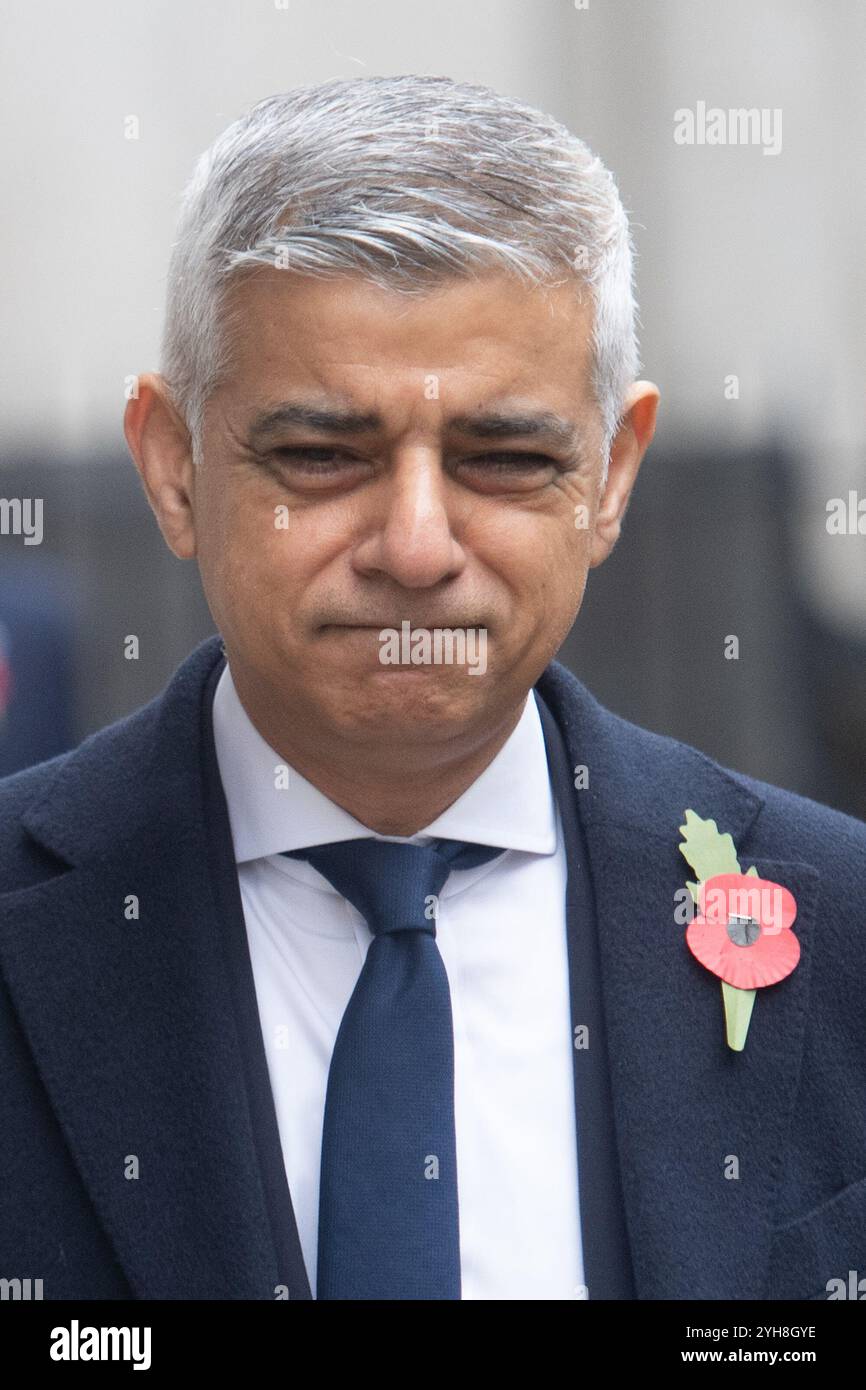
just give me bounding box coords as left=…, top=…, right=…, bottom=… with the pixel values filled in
left=247, top=402, right=583, bottom=452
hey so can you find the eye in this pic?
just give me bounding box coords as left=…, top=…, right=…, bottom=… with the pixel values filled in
left=460, top=452, right=556, bottom=470
left=454, top=452, right=561, bottom=488
left=271, top=447, right=360, bottom=472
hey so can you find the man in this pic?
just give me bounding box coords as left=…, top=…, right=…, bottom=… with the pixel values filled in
left=1, top=74, right=865, bottom=1303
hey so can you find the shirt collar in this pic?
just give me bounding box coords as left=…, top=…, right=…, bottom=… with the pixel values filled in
left=211, top=659, right=558, bottom=864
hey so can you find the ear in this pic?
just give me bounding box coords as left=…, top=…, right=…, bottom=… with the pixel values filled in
left=588, top=381, right=660, bottom=569
left=123, top=373, right=198, bottom=560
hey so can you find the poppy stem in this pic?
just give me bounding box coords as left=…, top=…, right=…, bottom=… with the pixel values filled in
left=722, top=981, right=756, bottom=1050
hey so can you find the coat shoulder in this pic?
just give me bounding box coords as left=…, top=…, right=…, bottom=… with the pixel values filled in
left=0, top=634, right=224, bottom=887
left=540, top=656, right=866, bottom=884
left=0, top=698, right=161, bottom=888
left=731, top=766, right=866, bottom=922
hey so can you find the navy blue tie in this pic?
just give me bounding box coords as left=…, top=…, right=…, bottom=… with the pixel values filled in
left=283, top=836, right=504, bottom=1300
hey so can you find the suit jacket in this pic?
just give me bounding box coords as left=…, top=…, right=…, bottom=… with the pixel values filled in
left=1, top=633, right=865, bottom=1301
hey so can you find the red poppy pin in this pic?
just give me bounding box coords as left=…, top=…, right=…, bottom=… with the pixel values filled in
left=678, top=810, right=800, bottom=1051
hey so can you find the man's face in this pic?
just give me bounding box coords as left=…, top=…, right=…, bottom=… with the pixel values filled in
left=156, top=269, right=650, bottom=749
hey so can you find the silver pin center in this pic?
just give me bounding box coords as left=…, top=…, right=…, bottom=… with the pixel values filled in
left=726, top=913, right=761, bottom=947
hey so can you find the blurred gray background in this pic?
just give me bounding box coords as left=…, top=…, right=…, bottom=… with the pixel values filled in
left=1, top=0, right=864, bottom=817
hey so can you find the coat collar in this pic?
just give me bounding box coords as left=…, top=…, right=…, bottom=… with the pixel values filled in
left=0, top=635, right=819, bottom=1299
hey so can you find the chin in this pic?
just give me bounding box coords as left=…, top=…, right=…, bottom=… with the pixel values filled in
left=324, top=674, right=487, bottom=740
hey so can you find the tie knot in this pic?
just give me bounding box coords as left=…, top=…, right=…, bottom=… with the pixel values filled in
left=283, top=836, right=503, bottom=937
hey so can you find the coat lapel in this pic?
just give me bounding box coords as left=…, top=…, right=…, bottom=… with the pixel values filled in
left=536, top=660, right=820, bottom=1299
left=0, top=635, right=311, bottom=1299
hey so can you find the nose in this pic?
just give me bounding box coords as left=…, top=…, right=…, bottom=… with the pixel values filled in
left=353, top=447, right=466, bottom=589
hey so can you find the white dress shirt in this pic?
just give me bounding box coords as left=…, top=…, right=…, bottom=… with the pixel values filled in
left=211, top=660, right=584, bottom=1300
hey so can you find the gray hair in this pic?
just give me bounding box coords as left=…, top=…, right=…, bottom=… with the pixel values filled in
left=160, top=74, right=640, bottom=480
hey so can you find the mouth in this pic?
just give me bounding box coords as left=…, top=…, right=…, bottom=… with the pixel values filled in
left=321, top=621, right=483, bottom=631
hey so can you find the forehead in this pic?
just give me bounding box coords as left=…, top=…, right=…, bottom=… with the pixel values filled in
left=219, top=268, right=597, bottom=410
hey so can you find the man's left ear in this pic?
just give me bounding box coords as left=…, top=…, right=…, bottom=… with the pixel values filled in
left=589, top=381, right=660, bottom=569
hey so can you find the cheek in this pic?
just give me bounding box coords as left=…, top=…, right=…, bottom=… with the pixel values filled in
left=488, top=504, right=591, bottom=607
left=225, top=499, right=352, bottom=635
left=547, top=487, right=596, bottom=598
left=196, top=482, right=281, bottom=614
